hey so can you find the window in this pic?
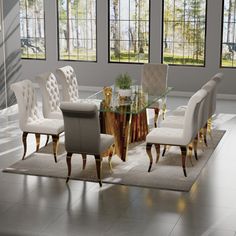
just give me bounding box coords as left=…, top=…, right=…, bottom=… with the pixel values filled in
left=57, top=0, right=97, bottom=61
left=162, top=0, right=207, bottom=66
left=109, top=0, right=150, bottom=63
left=221, top=0, right=236, bottom=67
left=20, top=0, right=46, bottom=59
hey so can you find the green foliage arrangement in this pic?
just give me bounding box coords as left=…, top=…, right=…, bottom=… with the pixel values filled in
left=115, top=73, right=132, bottom=89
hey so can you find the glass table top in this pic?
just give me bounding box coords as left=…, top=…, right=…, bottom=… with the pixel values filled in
left=86, top=85, right=173, bottom=115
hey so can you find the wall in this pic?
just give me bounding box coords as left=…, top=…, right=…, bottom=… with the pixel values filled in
left=17, top=0, right=236, bottom=96
left=0, top=0, right=21, bottom=109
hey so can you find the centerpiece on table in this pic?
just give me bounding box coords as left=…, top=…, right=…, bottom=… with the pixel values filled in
left=115, top=72, right=132, bottom=97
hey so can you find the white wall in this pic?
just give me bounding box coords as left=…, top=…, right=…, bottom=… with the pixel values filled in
left=21, top=0, right=236, bottom=95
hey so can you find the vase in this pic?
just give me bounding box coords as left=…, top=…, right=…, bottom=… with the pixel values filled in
left=118, top=89, right=132, bottom=97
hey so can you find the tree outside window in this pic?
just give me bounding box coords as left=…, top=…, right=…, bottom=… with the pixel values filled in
left=109, top=0, right=150, bottom=63
left=58, top=0, right=97, bottom=61
left=221, top=0, right=236, bottom=67
left=163, top=0, right=207, bottom=66
left=20, top=0, right=46, bottom=59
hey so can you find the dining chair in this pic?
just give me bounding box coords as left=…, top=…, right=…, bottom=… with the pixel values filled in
left=35, top=72, right=63, bottom=119
left=11, top=80, right=64, bottom=162
left=56, top=65, right=79, bottom=102
left=146, top=89, right=207, bottom=177
left=141, top=63, right=169, bottom=127
left=60, top=102, right=115, bottom=187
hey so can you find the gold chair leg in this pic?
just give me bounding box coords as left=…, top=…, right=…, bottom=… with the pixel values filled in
left=154, top=108, right=159, bottom=128
left=162, top=102, right=167, bottom=120
left=35, top=133, right=40, bottom=152
left=22, top=132, right=28, bottom=160
left=52, top=135, right=59, bottom=163
left=82, top=154, right=87, bottom=170
left=108, top=144, right=115, bottom=172
left=66, top=152, right=73, bottom=183
left=180, top=146, right=187, bottom=177
left=95, top=155, right=102, bottom=187
left=146, top=143, right=153, bottom=172
left=45, top=135, right=50, bottom=147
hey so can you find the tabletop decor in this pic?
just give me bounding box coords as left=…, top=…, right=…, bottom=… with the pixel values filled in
left=115, top=72, right=132, bottom=97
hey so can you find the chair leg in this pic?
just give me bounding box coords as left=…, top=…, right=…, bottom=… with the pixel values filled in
left=45, top=135, right=50, bottom=147
left=187, top=144, right=193, bottom=166
left=35, top=133, right=40, bottom=152
left=52, top=135, right=59, bottom=163
left=180, top=146, right=187, bottom=177
left=22, top=132, right=28, bottom=160
left=154, top=144, right=160, bottom=164
left=162, top=102, right=167, bottom=120
left=162, top=145, right=167, bottom=156
left=193, top=135, right=198, bottom=161
left=82, top=154, right=87, bottom=170
left=203, top=123, right=208, bottom=146
left=66, top=152, right=73, bottom=183
left=146, top=143, right=153, bottom=172
left=154, top=108, right=159, bottom=128
left=108, top=144, right=115, bottom=171
left=95, top=155, right=102, bottom=187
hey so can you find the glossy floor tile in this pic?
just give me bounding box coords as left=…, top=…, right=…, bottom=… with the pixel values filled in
left=0, top=95, right=236, bottom=236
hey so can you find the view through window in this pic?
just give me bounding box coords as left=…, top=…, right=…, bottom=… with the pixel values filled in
left=20, top=0, right=46, bottom=59
left=221, top=0, right=236, bottom=67
left=163, top=0, right=207, bottom=66
left=109, top=0, right=150, bottom=63
left=58, top=0, right=97, bottom=61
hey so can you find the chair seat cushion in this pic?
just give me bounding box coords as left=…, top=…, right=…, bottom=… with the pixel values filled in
left=24, top=119, right=64, bottom=135
left=77, top=99, right=102, bottom=109
left=172, top=105, right=187, bottom=116
left=146, top=127, right=186, bottom=146
left=100, top=134, right=114, bottom=153
left=160, top=115, right=184, bottom=129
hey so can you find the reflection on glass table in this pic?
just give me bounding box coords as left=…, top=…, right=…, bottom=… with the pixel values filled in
left=86, top=85, right=173, bottom=161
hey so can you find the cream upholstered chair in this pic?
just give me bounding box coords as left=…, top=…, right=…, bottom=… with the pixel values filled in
left=60, top=102, right=115, bottom=187
left=35, top=72, right=63, bottom=119
left=146, top=89, right=207, bottom=177
left=11, top=80, right=64, bottom=162
left=141, top=63, right=169, bottom=127
left=56, top=65, right=79, bottom=102
left=172, top=73, right=223, bottom=117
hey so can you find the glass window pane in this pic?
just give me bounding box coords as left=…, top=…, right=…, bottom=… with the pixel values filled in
left=58, top=0, right=97, bottom=61
left=109, top=0, right=150, bottom=64
left=20, top=0, right=46, bottom=59
left=162, top=0, right=206, bottom=66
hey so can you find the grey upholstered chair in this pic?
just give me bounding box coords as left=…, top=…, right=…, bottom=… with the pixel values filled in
left=141, top=63, right=169, bottom=127
left=11, top=80, right=64, bottom=162
left=146, top=89, right=207, bottom=177
left=60, top=102, right=115, bottom=187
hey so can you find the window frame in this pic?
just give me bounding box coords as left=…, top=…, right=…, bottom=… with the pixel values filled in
left=108, top=0, right=151, bottom=64
left=56, top=0, right=98, bottom=62
left=20, top=0, right=46, bottom=60
left=161, top=0, right=208, bottom=67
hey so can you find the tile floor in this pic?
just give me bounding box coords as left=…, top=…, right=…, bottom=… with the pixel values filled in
left=0, top=94, right=236, bottom=236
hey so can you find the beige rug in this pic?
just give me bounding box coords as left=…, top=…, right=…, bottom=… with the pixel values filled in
left=3, top=130, right=225, bottom=192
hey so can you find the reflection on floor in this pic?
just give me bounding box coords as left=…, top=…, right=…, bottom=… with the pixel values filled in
left=1, top=95, right=236, bottom=236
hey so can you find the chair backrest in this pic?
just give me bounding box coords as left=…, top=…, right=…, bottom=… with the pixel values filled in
left=35, top=72, right=62, bottom=119
left=201, top=80, right=217, bottom=122
left=60, top=102, right=101, bottom=155
left=141, top=63, right=169, bottom=96
left=183, top=89, right=207, bottom=144
left=56, top=66, right=79, bottom=102
left=10, top=80, right=41, bottom=131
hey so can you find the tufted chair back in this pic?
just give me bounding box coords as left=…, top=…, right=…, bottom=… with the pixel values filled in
left=183, top=89, right=207, bottom=144
left=10, top=80, right=41, bottom=131
left=142, top=63, right=169, bottom=96
left=60, top=102, right=101, bottom=155
left=35, top=72, right=62, bottom=119
left=56, top=66, right=79, bottom=102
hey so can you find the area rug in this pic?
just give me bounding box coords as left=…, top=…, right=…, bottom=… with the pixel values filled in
left=3, top=130, right=225, bottom=192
